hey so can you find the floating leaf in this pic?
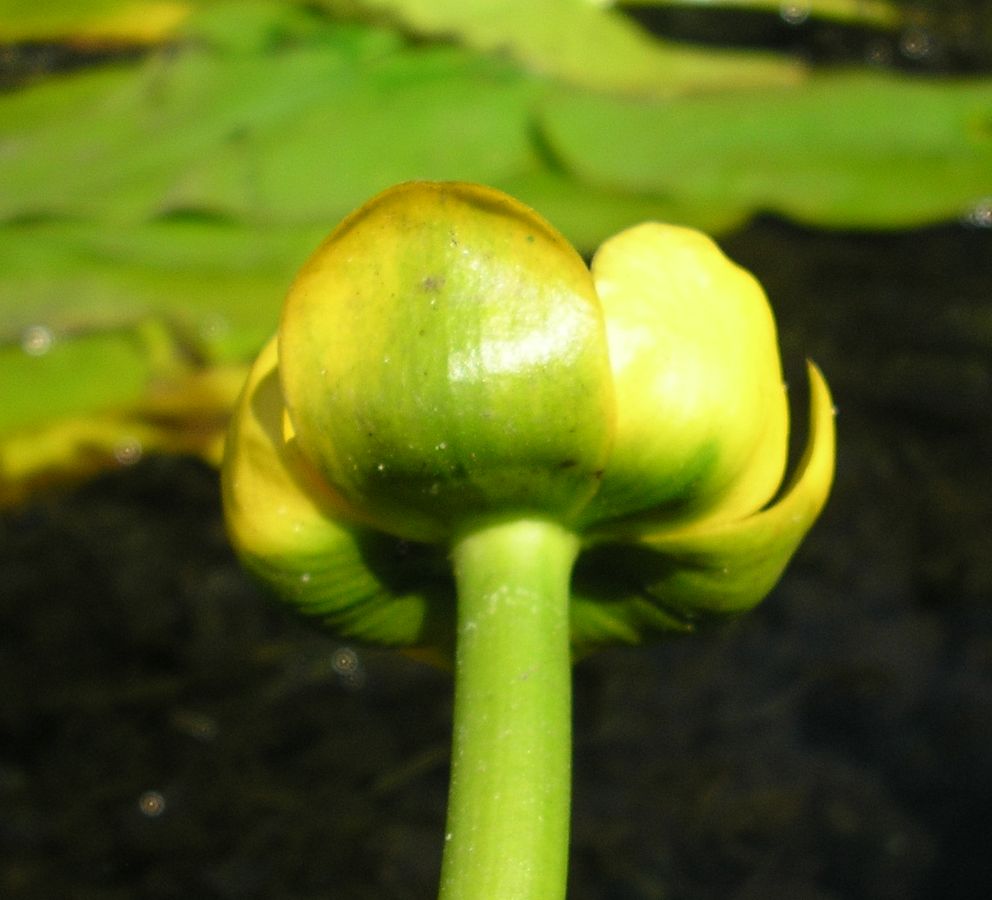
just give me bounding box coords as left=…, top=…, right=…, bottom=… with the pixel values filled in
left=0, top=27, right=540, bottom=226
left=347, top=0, right=802, bottom=95
left=0, top=218, right=316, bottom=503
left=1, top=3, right=988, bottom=507
left=539, top=71, right=992, bottom=228
left=0, top=0, right=193, bottom=43
left=0, top=219, right=326, bottom=368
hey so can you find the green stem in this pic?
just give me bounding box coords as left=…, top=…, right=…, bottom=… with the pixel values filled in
left=439, top=517, right=579, bottom=900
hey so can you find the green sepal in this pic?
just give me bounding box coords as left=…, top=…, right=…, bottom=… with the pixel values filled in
left=570, top=362, right=835, bottom=649
left=278, top=181, right=615, bottom=543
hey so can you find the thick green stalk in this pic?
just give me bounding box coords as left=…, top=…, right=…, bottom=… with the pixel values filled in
left=439, top=518, right=579, bottom=900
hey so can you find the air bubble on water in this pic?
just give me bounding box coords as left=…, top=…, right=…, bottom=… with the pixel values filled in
left=964, top=198, right=992, bottom=229
left=332, top=647, right=358, bottom=673
left=899, top=28, right=935, bottom=61
left=114, top=437, right=143, bottom=466
left=332, top=646, right=366, bottom=689
left=138, top=790, right=166, bottom=818
left=779, top=2, right=810, bottom=25
left=21, top=325, right=53, bottom=356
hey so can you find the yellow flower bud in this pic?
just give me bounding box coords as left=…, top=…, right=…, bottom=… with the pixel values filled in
left=222, top=182, right=835, bottom=650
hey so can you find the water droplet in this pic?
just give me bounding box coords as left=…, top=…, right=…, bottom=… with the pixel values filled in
left=300, top=572, right=311, bottom=584
left=780, top=2, right=810, bottom=25
left=138, top=790, right=166, bottom=818
left=376, top=462, right=386, bottom=472
left=114, top=438, right=142, bottom=466
left=21, top=325, right=53, bottom=356
left=435, top=442, right=447, bottom=451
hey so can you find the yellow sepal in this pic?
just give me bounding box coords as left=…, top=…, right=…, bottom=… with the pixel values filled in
left=222, top=337, right=453, bottom=650
left=582, top=222, right=788, bottom=533
left=571, top=362, right=835, bottom=646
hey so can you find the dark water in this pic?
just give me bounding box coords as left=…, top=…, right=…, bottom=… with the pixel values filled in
left=2, top=218, right=991, bottom=899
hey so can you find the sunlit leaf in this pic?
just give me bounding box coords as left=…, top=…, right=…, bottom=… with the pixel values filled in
left=0, top=26, right=541, bottom=226
left=2, top=2, right=989, bottom=507
left=540, top=71, right=992, bottom=228
left=0, top=218, right=312, bottom=503
left=346, top=0, right=802, bottom=95
left=500, top=170, right=748, bottom=249
left=0, top=219, right=325, bottom=370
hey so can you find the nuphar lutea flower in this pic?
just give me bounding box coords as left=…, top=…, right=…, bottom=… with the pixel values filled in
left=223, top=181, right=834, bottom=652
left=221, top=181, right=835, bottom=900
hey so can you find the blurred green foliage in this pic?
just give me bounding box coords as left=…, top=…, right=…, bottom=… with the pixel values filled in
left=1, top=0, right=990, bottom=503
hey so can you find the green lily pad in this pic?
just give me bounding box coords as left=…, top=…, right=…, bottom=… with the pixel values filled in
left=0, top=25, right=541, bottom=226
left=347, top=0, right=802, bottom=95
left=540, top=71, right=992, bottom=229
